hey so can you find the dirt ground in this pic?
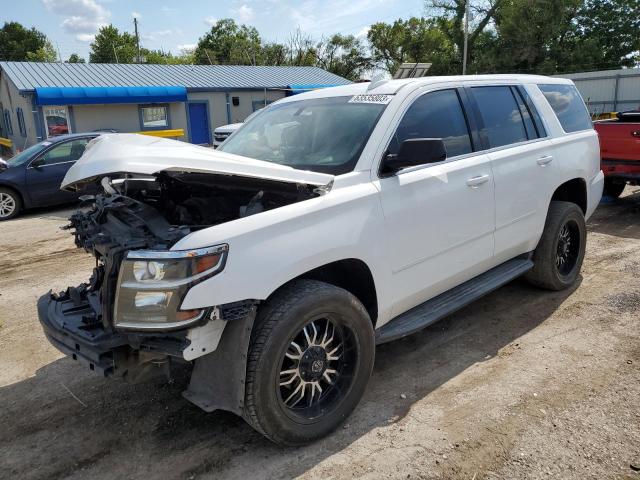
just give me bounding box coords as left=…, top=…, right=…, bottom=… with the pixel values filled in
left=0, top=190, right=639, bottom=480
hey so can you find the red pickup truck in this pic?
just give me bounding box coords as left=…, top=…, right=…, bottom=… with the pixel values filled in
left=594, top=110, right=640, bottom=197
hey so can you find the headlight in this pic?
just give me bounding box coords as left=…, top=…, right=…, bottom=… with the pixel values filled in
left=114, top=244, right=228, bottom=330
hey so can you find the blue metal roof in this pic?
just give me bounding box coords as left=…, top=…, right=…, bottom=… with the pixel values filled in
left=35, top=85, right=187, bottom=105
left=0, top=62, right=351, bottom=92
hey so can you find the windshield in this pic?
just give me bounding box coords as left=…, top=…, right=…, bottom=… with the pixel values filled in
left=6, top=141, right=51, bottom=167
left=218, top=96, right=387, bottom=175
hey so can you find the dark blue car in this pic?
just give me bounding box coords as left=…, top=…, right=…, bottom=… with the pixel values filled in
left=0, top=133, right=99, bottom=220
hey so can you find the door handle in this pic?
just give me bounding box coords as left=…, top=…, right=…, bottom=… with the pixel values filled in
left=632, top=130, right=640, bottom=138
left=466, top=174, right=490, bottom=188
left=537, top=155, right=554, bottom=166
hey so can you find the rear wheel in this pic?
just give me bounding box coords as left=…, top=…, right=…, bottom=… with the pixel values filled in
left=603, top=178, right=626, bottom=198
left=525, top=201, right=586, bottom=291
left=244, top=280, right=375, bottom=446
left=0, top=187, right=21, bottom=221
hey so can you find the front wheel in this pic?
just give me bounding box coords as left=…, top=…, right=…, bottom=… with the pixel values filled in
left=525, top=201, right=586, bottom=290
left=244, top=280, right=375, bottom=446
left=0, top=187, right=21, bottom=221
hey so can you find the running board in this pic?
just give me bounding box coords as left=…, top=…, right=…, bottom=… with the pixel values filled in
left=375, top=258, right=534, bottom=344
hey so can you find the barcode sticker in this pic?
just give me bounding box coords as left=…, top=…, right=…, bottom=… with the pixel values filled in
left=348, top=94, right=393, bottom=104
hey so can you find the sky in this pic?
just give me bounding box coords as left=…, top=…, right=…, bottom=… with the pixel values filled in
left=3, top=0, right=424, bottom=61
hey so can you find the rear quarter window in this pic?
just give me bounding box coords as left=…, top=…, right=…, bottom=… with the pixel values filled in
left=538, top=84, right=592, bottom=133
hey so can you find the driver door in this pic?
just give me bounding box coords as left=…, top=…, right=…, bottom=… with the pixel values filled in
left=374, top=88, right=496, bottom=317
left=25, top=137, right=92, bottom=206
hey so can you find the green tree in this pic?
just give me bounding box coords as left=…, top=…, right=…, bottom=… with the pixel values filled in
left=0, top=22, right=49, bottom=61
left=484, top=0, right=640, bottom=74
left=425, top=0, right=502, bottom=71
left=260, top=42, right=288, bottom=66
left=283, top=29, right=317, bottom=66
left=194, top=18, right=262, bottom=65
left=368, top=18, right=456, bottom=75
left=25, top=40, right=57, bottom=62
left=569, top=0, right=640, bottom=70
left=141, top=49, right=196, bottom=65
left=316, top=34, right=373, bottom=80
left=89, top=25, right=137, bottom=63
left=487, top=0, right=581, bottom=73
left=66, top=53, right=86, bottom=63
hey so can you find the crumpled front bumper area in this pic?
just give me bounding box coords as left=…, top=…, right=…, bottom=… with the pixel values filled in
left=38, top=287, right=186, bottom=379
left=38, top=288, right=127, bottom=377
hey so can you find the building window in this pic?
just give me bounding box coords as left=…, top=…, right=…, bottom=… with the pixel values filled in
left=44, top=106, right=70, bottom=137
left=16, top=108, right=27, bottom=137
left=3, top=109, right=13, bottom=136
left=252, top=99, right=275, bottom=112
left=140, top=105, right=169, bottom=130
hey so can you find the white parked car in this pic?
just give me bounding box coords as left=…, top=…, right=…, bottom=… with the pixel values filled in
left=212, top=109, right=262, bottom=148
left=212, top=122, right=242, bottom=148
left=38, top=75, right=603, bottom=446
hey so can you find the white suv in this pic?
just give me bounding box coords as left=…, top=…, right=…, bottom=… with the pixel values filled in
left=38, top=75, right=603, bottom=446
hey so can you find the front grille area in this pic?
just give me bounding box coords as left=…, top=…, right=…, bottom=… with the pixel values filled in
left=214, top=132, right=231, bottom=142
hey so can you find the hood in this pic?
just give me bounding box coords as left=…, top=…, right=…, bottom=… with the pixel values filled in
left=62, top=134, right=334, bottom=189
left=0, top=158, right=6, bottom=171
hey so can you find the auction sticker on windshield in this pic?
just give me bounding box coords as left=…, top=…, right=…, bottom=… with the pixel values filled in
left=348, top=94, right=393, bottom=104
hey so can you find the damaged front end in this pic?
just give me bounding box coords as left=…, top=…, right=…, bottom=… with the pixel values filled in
left=38, top=170, right=317, bottom=400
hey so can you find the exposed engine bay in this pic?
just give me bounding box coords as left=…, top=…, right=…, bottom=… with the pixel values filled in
left=71, top=172, right=318, bottom=252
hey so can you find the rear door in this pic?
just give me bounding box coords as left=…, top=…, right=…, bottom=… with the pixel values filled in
left=25, top=137, right=93, bottom=206
left=375, top=87, right=496, bottom=316
left=468, top=85, right=556, bottom=262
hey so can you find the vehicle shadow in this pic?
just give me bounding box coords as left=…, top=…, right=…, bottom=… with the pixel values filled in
left=0, top=278, right=580, bottom=480
left=587, top=187, right=640, bottom=240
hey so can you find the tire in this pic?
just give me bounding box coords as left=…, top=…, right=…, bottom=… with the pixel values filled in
left=244, top=279, right=375, bottom=446
left=0, top=187, right=22, bottom=221
left=603, top=178, right=626, bottom=198
left=525, top=201, right=586, bottom=291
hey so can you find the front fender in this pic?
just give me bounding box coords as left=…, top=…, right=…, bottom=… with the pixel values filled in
left=174, top=175, right=388, bottom=313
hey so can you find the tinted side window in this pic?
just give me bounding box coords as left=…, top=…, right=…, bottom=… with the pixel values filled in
left=512, top=88, right=537, bottom=140
left=41, top=139, right=90, bottom=165
left=516, top=86, right=547, bottom=137
left=539, top=84, right=592, bottom=133
left=388, top=89, right=472, bottom=158
left=471, top=86, right=528, bottom=148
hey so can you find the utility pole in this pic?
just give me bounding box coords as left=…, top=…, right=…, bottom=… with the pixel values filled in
left=462, top=0, right=470, bottom=75
left=134, top=17, right=141, bottom=63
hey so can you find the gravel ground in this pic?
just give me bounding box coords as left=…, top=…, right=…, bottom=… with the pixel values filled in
left=0, top=190, right=639, bottom=480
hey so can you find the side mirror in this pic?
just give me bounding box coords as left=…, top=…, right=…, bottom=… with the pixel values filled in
left=31, top=158, right=45, bottom=169
left=381, top=138, right=447, bottom=175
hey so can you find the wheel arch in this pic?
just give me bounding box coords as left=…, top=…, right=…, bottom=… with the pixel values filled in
left=550, top=178, right=587, bottom=214
left=265, top=258, right=379, bottom=327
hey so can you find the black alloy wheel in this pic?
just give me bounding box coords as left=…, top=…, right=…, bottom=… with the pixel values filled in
left=277, top=315, right=357, bottom=422
left=555, top=219, right=581, bottom=276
